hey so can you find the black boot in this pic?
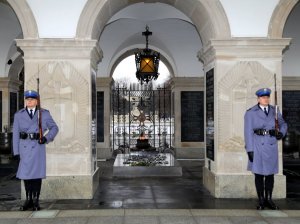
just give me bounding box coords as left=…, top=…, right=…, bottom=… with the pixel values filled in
left=20, top=190, right=33, bottom=211
left=264, top=190, right=279, bottom=210
left=32, top=192, right=40, bottom=211
left=256, top=191, right=265, bottom=210
left=20, top=180, right=33, bottom=211
left=31, top=179, right=42, bottom=211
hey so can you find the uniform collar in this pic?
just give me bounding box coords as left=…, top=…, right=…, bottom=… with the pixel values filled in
left=257, top=104, right=269, bottom=111
left=26, top=107, right=37, bottom=114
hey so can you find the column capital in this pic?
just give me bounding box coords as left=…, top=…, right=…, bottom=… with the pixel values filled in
left=0, top=77, right=22, bottom=91
left=170, top=77, right=204, bottom=90
left=96, top=77, right=113, bottom=89
left=198, top=38, right=291, bottom=66
left=283, top=76, right=300, bottom=90
left=16, top=39, right=103, bottom=64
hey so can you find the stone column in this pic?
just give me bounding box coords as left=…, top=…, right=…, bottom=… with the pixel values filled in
left=96, top=77, right=112, bottom=159
left=170, top=77, right=205, bottom=159
left=0, top=78, right=22, bottom=131
left=198, top=38, right=291, bottom=198
left=16, top=39, right=102, bottom=199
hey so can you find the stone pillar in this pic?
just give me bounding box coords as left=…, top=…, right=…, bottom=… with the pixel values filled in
left=0, top=78, right=22, bottom=131
left=170, top=77, right=205, bottom=159
left=96, top=77, right=112, bottom=159
left=16, top=39, right=102, bottom=199
left=198, top=38, right=291, bottom=198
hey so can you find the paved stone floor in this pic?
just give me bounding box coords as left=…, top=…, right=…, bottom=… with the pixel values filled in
left=1, top=159, right=300, bottom=223
left=1, top=209, right=300, bottom=224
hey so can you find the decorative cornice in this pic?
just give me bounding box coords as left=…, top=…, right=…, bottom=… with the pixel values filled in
left=198, top=38, right=291, bottom=66
left=16, top=39, right=103, bottom=62
left=0, top=77, right=22, bottom=90
left=170, top=77, right=204, bottom=89
left=91, top=44, right=103, bottom=68
left=283, top=76, right=300, bottom=90
left=96, top=77, right=113, bottom=88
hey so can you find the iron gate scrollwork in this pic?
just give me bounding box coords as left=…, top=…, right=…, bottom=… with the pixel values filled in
left=111, top=83, right=173, bottom=152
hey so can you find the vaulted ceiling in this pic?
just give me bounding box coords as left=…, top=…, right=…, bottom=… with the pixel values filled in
left=97, top=3, right=203, bottom=78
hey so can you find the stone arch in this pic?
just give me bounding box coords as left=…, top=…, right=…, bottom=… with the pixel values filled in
left=7, top=0, right=38, bottom=38
left=268, top=0, right=299, bottom=38
left=76, top=0, right=231, bottom=45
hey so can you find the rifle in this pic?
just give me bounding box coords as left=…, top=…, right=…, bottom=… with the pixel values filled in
left=37, top=77, right=43, bottom=142
left=274, top=74, right=279, bottom=134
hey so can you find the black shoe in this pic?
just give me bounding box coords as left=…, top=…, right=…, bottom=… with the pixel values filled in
left=20, top=199, right=33, bottom=211
left=264, top=189, right=279, bottom=210
left=32, top=189, right=41, bottom=211
left=256, top=199, right=265, bottom=210
left=32, top=200, right=40, bottom=211
left=256, top=191, right=265, bottom=210
left=264, top=199, right=279, bottom=210
left=257, top=203, right=264, bottom=210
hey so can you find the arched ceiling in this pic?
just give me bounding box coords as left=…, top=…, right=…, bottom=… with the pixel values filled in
left=77, top=0, right=230, bottom=45
left=107, top=1, right=193, bottom=24
left=0, top=0, right=22, bottom=77
left=283, top=1, right=300, bottom=76
left=1, top=0, right=300, bottom=79
left=97, top=2, right=204, bottom=78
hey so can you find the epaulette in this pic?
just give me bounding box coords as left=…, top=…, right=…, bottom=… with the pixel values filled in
left=18, top=108, right=26, bottom=113
left=269, top=105, right=275, bottom=110
left=40, top=108, right=49, bottom=112
left=247, top=105, right=257, bottom=112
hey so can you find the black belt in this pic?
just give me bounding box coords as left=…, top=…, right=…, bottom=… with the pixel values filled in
left=19, top=132, right=39, bottom=140
left=254, top=129, right=276, bottom=136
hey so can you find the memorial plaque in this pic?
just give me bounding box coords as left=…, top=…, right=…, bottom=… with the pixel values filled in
left=283, top=91, right=300, bottom=132
left=181, top=91, right=204, bottom=142
left=97, top=91, right=104, bottom=142
left=10, top=92, right=18, bottom=126
left=0, top=91, right=2, bottom=130
left=92, top=76, right=96, bottom=121
left=206, top=69, right=214, bottom=161
left=18, top=70, right=24, bottom=110
left=91, top=74, right=97, bottom=171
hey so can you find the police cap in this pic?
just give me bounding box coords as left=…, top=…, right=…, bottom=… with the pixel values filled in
left=255, top=88, right=271, bottom=97
left=24, top=90, right=39, bottom=99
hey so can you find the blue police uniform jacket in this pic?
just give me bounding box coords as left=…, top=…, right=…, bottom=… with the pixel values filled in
left=12, top=108, right=59, bottom=180
left=244, top=104, right=287, bottom=175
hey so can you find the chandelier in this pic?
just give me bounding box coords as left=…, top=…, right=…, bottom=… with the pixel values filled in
left=135, top=26, right=160, bottom=84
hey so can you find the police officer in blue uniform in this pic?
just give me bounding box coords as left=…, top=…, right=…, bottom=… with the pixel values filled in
left=244, top=88, right=287, bottom=210
left=13, top=90, right=59, bottom=211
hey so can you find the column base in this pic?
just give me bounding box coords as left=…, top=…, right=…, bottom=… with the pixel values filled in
left=175, top=147, right=205, bottom=159
left=21, top=168, right=100, bottom=200
left=97, top=147, right=112, bottom=160
left=203, top=167, right=286, bottom=198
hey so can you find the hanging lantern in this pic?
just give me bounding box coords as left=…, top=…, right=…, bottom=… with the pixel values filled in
left=135, top=26, right=160, bottom=84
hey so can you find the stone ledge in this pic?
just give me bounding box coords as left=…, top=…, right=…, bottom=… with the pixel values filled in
left=57, top=209, right=125, bottom=217
left=21, top=169, right=100, bottom=200
left=1, top=209, right=300, bottom=219
left=203, top=167, right=286, bottom=198
left=97, top=147, right=112, bottom=160
left=175, top=147, right=205, bottom=159
left=283, top=76, right=300, bottom=90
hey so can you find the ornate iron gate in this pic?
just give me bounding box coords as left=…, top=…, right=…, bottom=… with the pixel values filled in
left=111, top=83, right=173, bottom=152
